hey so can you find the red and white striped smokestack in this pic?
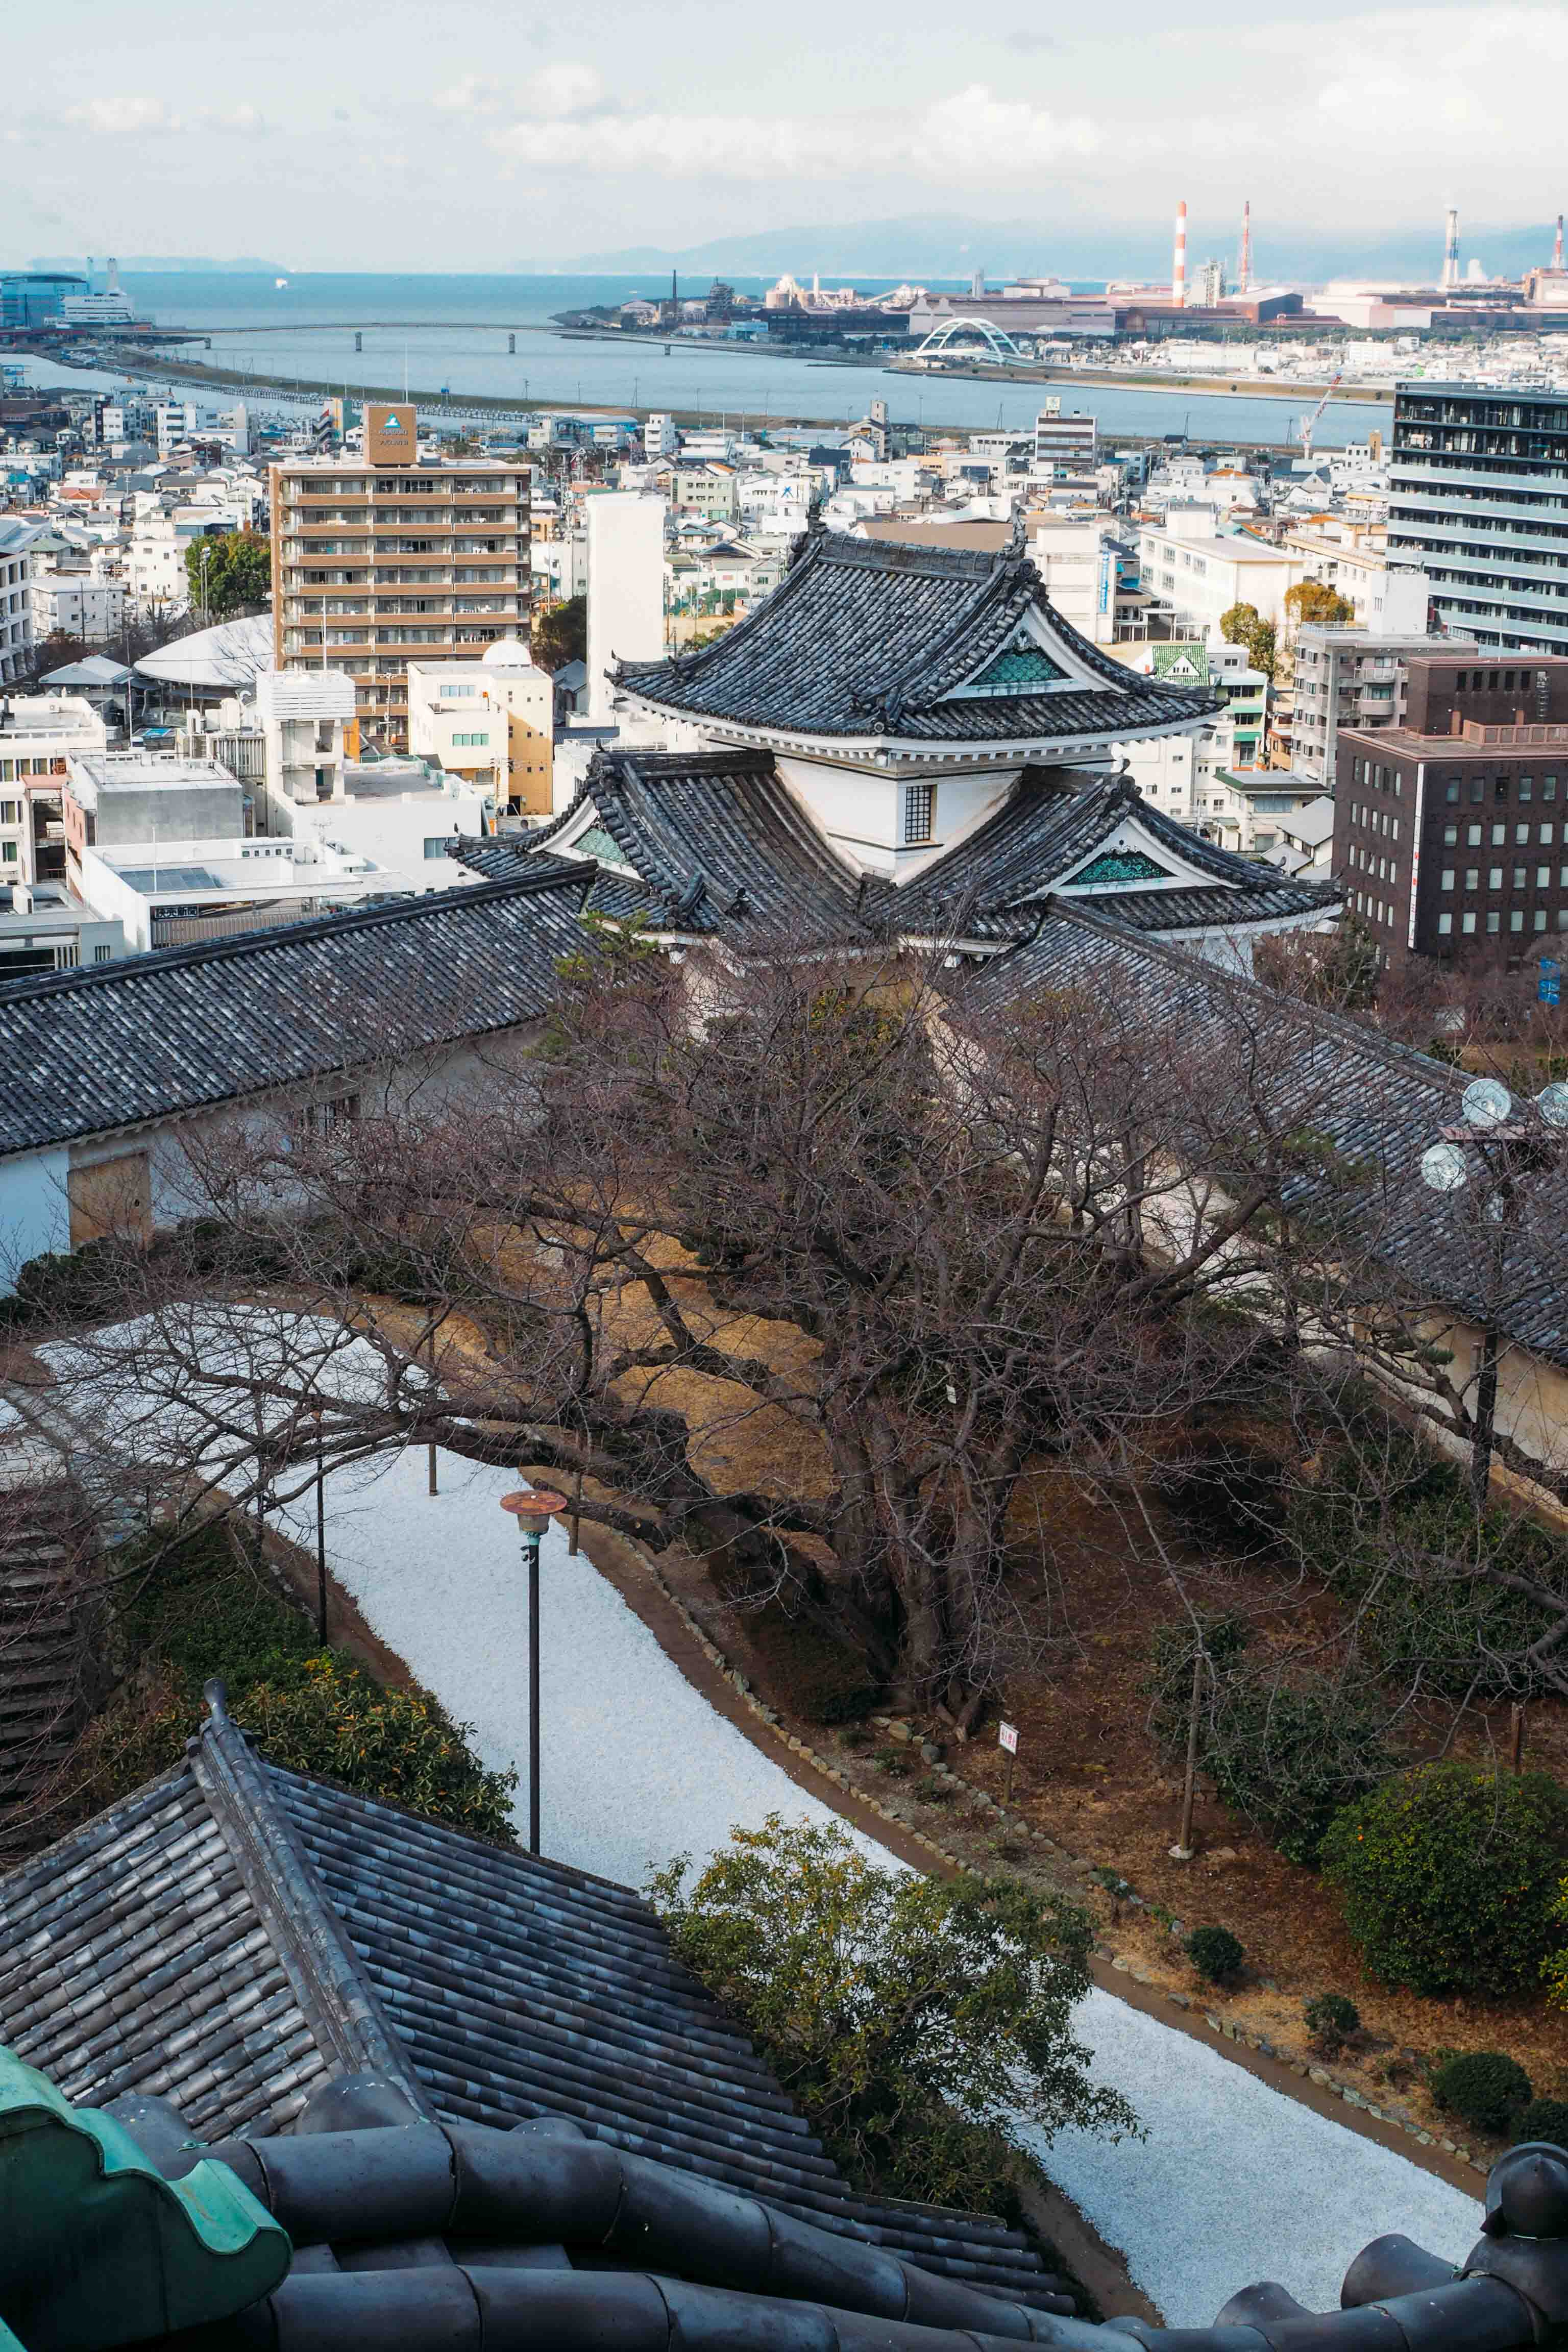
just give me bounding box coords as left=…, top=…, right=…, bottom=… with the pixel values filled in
left=1238, top=199, right=1252, bottom=293
left=1556, top=214, right=1565, bottom=272
left=1172, top=200, right=1188, bottom=306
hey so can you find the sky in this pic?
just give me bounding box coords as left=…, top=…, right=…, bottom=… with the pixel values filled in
left=5, top=0, right=1564, bottom=274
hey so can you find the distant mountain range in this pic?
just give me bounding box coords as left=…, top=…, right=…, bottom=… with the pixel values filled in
left=569, top=211, right=1561, bottom=287
left=28, top=256, right=289, bottom=275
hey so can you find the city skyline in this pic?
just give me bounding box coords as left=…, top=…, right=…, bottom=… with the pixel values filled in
left=5, top=0, right=1562, bottom=273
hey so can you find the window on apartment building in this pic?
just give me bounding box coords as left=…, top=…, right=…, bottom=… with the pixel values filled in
left=1547, top=775, right=1559, bottom=800
left=1438, top=913, right=1454, bottom=936
left=1496, top=778, right=1511, bottom=803
left=1493, top=823, right=1507, bottom=845
left=1445, top=779, right=1460, bottom=804
left=1536, top=910, right=1549, bottom=932
left=1392, top=819, right=1400, bottom=841
left=1463, top=911, right=1478, bottom=935
left=1471, top=780, right=1486, bottom=804
left=1443, top=824, right=1458, bottom=847
left=903, top=783, right=934, bottom=844
left=1489, top=866, right=1504, bottom=889
left=1440, top=869, right=1455, bottom=891
left=1465, top=868, right=1481, bottom=889
left=1487, top=911, right=1502, bottom=934
left=1560, top=909, right=1568, bottom=932
left=1515, top=867, right=1528, bottom=889
left=1546, top=825, right=1557, bottom=845
left=1521, top=777, right=1535, bottom=802
left=1467, top=823, right=1482, bottom=846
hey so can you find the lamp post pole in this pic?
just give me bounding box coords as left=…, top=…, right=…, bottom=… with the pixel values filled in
left=499, top=1485, right=567, bottom=1854
left=302, top=1404, right=328, bottom=1647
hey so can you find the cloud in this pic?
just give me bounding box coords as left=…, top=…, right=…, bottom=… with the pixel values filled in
left=200, top=104, right=269, bottom=135
left=61, top=95, right=180, bottom=135
left=489, top=81, right=1104, bottom=183
left=434, top=74, right=502, bottom=114
left=524, top=62, right=607, bottom=119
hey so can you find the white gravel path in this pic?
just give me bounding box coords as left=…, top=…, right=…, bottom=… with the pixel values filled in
left=280, top=1439, right=1484, bottom=2322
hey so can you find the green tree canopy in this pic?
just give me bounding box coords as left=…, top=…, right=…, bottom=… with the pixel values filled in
left=650, top=1815, right=1136, bottom=2215
left=183, top=529, right=272, bottom=621
left=533, top=593, right=587, bottom=672
left=1219, top=599, right=1279, bottom=681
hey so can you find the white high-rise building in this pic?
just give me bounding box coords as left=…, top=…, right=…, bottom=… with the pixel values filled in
left=585, top=493, right=668, bottom=724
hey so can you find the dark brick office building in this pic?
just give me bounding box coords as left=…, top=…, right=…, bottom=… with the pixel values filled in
left=1334, top=651, right=1568, bottom=961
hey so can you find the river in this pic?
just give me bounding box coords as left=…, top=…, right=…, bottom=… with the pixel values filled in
left=27, top=271, right=1388, bottom=451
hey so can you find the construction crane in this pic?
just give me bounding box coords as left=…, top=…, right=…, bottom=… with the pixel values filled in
left=1298, top=370, right=1343, bottom=463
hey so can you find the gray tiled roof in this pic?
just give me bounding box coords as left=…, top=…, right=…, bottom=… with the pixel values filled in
left=0, top=869, right=596, bottom=1160
left=0, top=1761, right=331, bottom=2138
left=959, top=906, right=1568, bottom=1369
left=895, top=772, right=1337, bottom=941
left=618, top=526, right=1216, bottom=745
left=492, top=759, right=1334, bottom=951
left=530, top=751, right=876, bottom=945
left=0, top=1702, right=1066, bottom=2304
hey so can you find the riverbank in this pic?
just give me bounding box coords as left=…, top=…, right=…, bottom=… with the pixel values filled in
left=25, top=340, right=1332, bottom=453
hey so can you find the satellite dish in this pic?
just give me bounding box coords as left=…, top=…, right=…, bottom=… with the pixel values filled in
left=1537, top=1082, right=1568, bottom=1129
left=1420, top=1142, right=1469, bottom=1192
left=1461, top=1077, right=1512, bottom=1129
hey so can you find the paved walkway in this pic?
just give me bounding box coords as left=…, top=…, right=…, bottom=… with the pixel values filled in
left=278, top=1441, right=1483, bottom=2326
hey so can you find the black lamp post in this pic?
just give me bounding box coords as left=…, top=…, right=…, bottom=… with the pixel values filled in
left=499, top=1484, right=568, bottom=1855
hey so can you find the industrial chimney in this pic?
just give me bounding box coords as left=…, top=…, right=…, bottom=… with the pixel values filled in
left=1555, top=215, right=1564, bottom=272
left=1238, top=199, right=1252, bottom=293
left=1441, top=205, right=1460, bottom=289
left=1172, top=200, right=1188, bottom=306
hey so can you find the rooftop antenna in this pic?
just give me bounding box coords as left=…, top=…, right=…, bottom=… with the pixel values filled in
left=1238, top=200, right=1253, bottom=293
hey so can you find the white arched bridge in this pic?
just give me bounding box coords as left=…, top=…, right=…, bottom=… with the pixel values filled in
left=908, top=316, right=1033, bottom=364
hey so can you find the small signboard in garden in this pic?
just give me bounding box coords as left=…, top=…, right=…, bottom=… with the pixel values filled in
left=999, top=1719, right=1019, bottom=1801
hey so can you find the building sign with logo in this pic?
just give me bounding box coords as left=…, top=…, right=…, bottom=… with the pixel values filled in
left=365, top=404, right=418, bottom=465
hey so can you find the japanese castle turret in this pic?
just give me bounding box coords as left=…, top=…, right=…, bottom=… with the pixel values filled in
left=526, top=520, right=1338, bottom=963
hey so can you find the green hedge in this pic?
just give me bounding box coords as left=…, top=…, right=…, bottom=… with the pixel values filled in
left=65, top=1523, right=517, bottom=1847
left=1288, top=1431, right=1568, bottom=1697
left=1321, top=1762, right=1568, bottom=1995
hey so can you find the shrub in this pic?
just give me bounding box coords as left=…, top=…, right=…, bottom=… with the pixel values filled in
left=1187, top=1925, right=1244, bottom=1984
left=1288, top=1429, right=1568, bottom=1698
left=1321, top=1763, right=1568, bottom=1996
left=1144, top=1615, right=1392, bottom=1865
left=650, top=1815, right=1137, bottom=2217
left=1206, top=1677, right=1392, bottom=1866
left=1431, top=2052, right=1533, bottom=2137
left=55, top=1523, right=517, bottom=1849
left=1304, top=1993, right=1360, bottom=2054
left=1515, top=2098, right=1568, bottom=2150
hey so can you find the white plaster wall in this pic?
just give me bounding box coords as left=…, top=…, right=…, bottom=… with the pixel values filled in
left=0, top=1148, right=72, bottom=1284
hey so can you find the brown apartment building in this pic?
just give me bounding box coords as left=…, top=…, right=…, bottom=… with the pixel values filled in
left=270, top=405, right=529, bottom=750
left=1335, top=651, right=1568, bottom=962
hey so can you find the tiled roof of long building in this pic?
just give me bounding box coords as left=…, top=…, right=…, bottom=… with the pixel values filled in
left=0, top=1696, right=1069, bottom=2307
left=958, top=906, right=1568, bottom=1369
left=617, top=526, right=1217, bottom=743
left=0, top=869, right=596, bottom=1159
